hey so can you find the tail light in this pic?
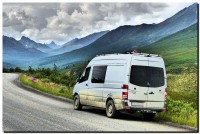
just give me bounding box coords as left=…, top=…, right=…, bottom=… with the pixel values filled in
left=122, top=84, right=128, bottom=89
left=122, top=84, right=128, bottom=100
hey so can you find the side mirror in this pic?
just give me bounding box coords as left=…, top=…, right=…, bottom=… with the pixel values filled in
left=77, top=77, right=80, bottom=83
left=77, top=74, right=81, bottom=83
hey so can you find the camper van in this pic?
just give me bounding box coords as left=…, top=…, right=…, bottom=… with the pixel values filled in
left=73, top=52, right=167, bottom=119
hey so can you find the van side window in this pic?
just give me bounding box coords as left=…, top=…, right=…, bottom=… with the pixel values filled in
left=92, top=66, right=107, bottom=83
left=80, top=67, right=91, bottom=83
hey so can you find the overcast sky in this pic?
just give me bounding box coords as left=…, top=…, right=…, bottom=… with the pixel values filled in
left=3, top=3, right=193, bottom=45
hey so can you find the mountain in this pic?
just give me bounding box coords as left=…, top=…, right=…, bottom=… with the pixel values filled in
left=138, top=23, right=197, bottom=70
left=62, top=30, right=109, bottom=47
left=49, top=30, right=109, bottom=55
left=20, top=36, right=51, bottom=52
left=35, top=3, right=198, bottom=68
left=3, top=36, right=48, bottom=68
left=47, top=41, right=60, bottom=49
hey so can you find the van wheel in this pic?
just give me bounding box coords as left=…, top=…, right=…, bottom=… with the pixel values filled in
left=143, top=113, right=156, bottom=120
left=106, top=100, right=118, bottom=118
left=73, top=95, right=82, bottom=110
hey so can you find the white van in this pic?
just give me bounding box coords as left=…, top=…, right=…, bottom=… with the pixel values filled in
left=73, top=52, right=167, bottom=119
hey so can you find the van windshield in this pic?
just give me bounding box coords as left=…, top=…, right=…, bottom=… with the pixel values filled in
left=130, top=65, right=164, bottom=87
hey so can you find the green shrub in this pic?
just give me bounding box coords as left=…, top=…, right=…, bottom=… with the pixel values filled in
left=20, top=74, right=73, bottom=99
left=59, top=86, right=66, bottom=93
left=157, top=96, right=197, bottom=127
left=167, top=70, right=197, bottom=108
left=66, top=87, right=73, bottom=99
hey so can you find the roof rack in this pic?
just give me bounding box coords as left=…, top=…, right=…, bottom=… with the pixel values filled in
left=96, top=53, right=121, bottom=57
left=95, top=50, right=161, bottom=57
left=124, top=50, right=160, bottom=57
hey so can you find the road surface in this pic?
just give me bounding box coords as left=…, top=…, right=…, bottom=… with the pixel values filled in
left=3, top=73, right=192, bottom=132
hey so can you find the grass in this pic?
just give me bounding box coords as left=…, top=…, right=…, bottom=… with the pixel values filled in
left=167, top=67, right=197, bottom=108
left=20, top=74, right=73, bottom=99
left=138, top=23, right=197, bottom=72
left=156, top=96, right=197, bottom=127
left=159, top=66, right=198, bottom=127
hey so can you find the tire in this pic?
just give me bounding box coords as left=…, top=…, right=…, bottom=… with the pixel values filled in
left=143, top=113, right=156, bottom=120
left=73, top=95, right=82, bottom=110
left=106, top=100, right=118, bottom=118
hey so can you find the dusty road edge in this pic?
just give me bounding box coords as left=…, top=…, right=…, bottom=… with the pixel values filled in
left=14, top=74, right=198, bottom=132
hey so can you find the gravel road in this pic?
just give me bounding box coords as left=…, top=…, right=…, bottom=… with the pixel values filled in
left=3, top=73, right=192, bottom=132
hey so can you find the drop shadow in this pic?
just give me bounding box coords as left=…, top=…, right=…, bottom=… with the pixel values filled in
left=81, top=106, right=155, bottom=122
left=81, top=106, right=106, bottom=116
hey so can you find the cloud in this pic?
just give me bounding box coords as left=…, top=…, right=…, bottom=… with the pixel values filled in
left=21, top=28, right=39, bottom=39
left=3, top=3, right=193, bottom=44
left=35, top=3, right=170, bottom=43
left=60, top=3, right=83, bottom=15
left=3, top=9, right=36, bottom=33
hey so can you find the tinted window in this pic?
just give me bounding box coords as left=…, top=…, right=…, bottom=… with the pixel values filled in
left=130, top=66, right=164, bottom=87
left=130, top=66, right=147, bottom=87
left=80, top=67, right=91, bottom=83
left=92, top=66, right=107, bottom=83
left=149, top=67, right=164, bottom=87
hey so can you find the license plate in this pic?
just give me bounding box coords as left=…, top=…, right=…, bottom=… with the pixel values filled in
left=131, top=102, right=144, bottom=107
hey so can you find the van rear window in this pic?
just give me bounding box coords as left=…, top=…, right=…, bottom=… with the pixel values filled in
left=92, top=66, right=107, bottom=83
left=130, top=65, right=164, bottom=87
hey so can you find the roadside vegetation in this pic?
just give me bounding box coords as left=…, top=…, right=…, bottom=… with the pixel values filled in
left=15, top=63, right=88, bottom=99
left=157, top=96, right=197, bottom=127
left=156, top=65, right=197, bottom=127
left=20, top=74, right=73, bottom=99
left=3, top=67, right=24, bottom=73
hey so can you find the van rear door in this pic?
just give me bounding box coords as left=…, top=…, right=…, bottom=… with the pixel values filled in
left=129, top=56, right=166, bottom=109
left=128, top=57, right=149, bottom=108
left=147, top=58, right=166, bottom=108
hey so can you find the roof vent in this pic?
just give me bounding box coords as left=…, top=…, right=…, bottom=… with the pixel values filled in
left=124, top=50, right=138, bottom=54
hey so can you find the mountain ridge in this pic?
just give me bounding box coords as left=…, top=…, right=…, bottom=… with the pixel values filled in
left=47, top=41, right=60, bottom=49
left=49, top=30, right=109, bottom=55
left=20, top=36, right=52, bottom=52
left=3, top=36, right=48, bottom=68
left=35, top=3, right=198, bottom=68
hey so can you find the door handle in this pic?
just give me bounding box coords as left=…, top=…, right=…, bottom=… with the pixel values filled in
left=147, top=82, right=150, bottom=87
left=86, top=84, right=88, bottom=86
left=149, top=92, right=154, bottom=94
left=144, top=93, right=148, bottom=95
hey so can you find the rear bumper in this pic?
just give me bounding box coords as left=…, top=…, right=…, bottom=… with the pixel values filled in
left=120, top=101, right=166, bottom=113
left=123, top=106, right=165, bottom=113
